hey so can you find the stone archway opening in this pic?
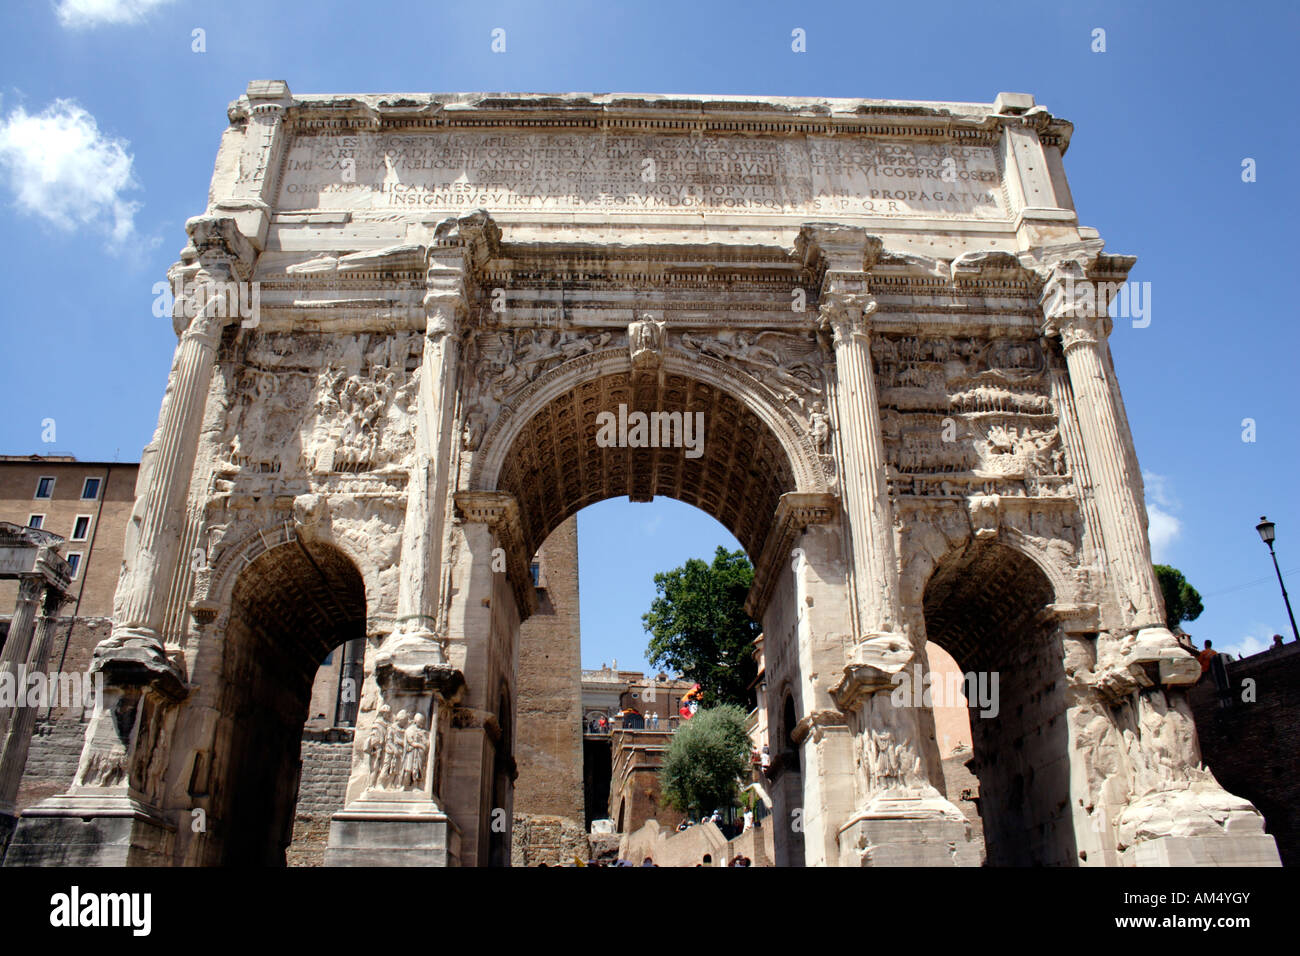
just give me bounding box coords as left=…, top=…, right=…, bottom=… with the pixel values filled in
left=207, top=540, right=366, bottom=865
left=496, top=367, right=801, bottom=864
left=922, top=539, right=1075, bottom=866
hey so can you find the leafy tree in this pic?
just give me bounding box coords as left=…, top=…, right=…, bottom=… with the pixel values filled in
left=659, top=704, right=752, bottom=817
left=1154, top=564, right=1204, bottom=630
left=643, top=546, right=760, bottom=708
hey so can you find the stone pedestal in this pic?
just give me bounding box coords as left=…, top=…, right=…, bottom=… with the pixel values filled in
left=838, top=794, right=980, bottom=867
left=831, top=649, right=978, bottom=867
left=4, top=644, right=185, bottom=868
left=326, top=794, right=461, bottom=867
left=325, top=645, right=465, bottom=866
left=3, top=794, right=175, bottom=867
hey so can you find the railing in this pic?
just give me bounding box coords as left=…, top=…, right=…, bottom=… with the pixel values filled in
left=584, top=715, right=682, bottom=735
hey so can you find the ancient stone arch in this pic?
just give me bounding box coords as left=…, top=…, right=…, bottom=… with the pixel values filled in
left=5, top=84, right=1279, bottom=867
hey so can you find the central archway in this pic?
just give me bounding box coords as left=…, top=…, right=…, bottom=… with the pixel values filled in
left=467, top=352, right=829, bottom=865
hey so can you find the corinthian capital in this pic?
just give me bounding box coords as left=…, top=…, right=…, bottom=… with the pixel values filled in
left=818, top=292, right=879, bottom=347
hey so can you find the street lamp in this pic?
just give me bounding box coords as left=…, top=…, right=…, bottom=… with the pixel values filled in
left=1256, top=515, right=1299, bottom=642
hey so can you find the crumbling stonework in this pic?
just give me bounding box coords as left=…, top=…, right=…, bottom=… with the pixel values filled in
left=510, top=814, right=589, bottom=867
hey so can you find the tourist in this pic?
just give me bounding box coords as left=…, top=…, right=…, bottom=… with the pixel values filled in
left=742, top=808, right=753, bottom=832
left=1197, top=639, right=1218, bottom=675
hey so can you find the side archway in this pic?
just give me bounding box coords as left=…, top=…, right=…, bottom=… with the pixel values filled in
left=919, top=537, right=1075, bottom=866
left=201, top=539, right=366, bottom=865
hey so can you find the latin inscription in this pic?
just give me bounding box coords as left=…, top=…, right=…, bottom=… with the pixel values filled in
left=277, top=131, right=1006, bottom=219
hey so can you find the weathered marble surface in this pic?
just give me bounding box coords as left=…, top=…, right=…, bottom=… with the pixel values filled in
left=6, top=85, right=1278, bottom=868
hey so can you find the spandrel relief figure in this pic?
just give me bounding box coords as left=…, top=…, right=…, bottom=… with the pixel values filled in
left=809, top=401, right=831, bottom=453
left=516, top=329, right=558, bottom=382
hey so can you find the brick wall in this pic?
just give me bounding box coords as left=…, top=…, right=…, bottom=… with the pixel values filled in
left=0, top=460, right=137, bottom=618
left=1189, top=642, right=1300, bottom=865
left=941, top=747, right=987, bottom=864
left=512, top=516, right=584, bottom=863
left=287, top=729, right=354, bottom=867
left=15, top=717, right=87, bottom=809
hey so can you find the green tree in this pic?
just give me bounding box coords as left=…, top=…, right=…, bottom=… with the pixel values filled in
left=659, top=704, right=752, bottom=817
left=1154, top=564, right=1205, bottom=630
left=643, top=546, right=760, bottom=708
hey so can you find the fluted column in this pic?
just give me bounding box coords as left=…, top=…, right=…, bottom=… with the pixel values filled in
left=388, top=213, right=498, bottom=667
left=0, top=584, right=65, bottom=816
left=797, top=225, right=970, bottom=865
left=0, top=576, right=42, bottom=775
left=110, top=217, right=254, bottom=668
left=1040, top=261, right=1195, bottom=684
left=820, top=291, right=903, bottom=640
left=1046, top=354, right=1107, bottom=570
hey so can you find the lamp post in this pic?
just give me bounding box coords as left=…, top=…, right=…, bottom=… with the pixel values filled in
left=1256, top=516, right=1299, bottom=642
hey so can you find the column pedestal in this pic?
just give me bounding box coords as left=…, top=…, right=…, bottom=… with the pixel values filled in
left=325, top=653, right=465, bottom=867
left=5, top=648, right=185, bottom=867
left=831, top=658, right=977, bottom=867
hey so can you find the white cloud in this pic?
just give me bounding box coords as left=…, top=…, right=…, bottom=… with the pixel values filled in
left=0, top=99, right=141, bottom=246
left=54, top=0, right=176, bottom=29
left=1147, top=504, right=1181, bottom=563
left=1221, top=629, right=1273, bottom=660
left=1143, top=470, right=1181, bottom=563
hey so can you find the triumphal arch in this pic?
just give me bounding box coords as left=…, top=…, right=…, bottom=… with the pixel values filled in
left=5, top=83, right=1280, bottom=867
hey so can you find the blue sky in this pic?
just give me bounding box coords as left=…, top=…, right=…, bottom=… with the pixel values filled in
left=0, top=0, right=1296, bottom=671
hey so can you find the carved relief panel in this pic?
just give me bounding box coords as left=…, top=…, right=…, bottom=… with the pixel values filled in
left=873, top=333, right=1071, bottom=500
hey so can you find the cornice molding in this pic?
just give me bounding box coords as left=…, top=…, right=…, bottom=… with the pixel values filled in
left=227, top=90, right=1072, bottom=149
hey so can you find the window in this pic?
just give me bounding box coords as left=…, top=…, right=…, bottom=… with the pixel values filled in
left=66, top=552, right=82, bottom=579
left=81, top=477, right=101, bottom=500
left=35, top=476, right=54, bottom=499
left=529, top=562, right=540, bottom=586
left=71, top=515, right=92, bottom=541
left=27, top=515, right=44, bottom=530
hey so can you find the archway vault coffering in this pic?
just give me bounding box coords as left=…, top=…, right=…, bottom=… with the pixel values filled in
left=474, top=349, right=823, bottom=561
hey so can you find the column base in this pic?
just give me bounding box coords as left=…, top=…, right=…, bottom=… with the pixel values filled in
left=2, top=793, right=175, bottom=867
left=1117, top=785, right=1281, bottom=867
left=838, top=792, right=979, bottom=867
left=325, top=793, right=460, bottom=867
